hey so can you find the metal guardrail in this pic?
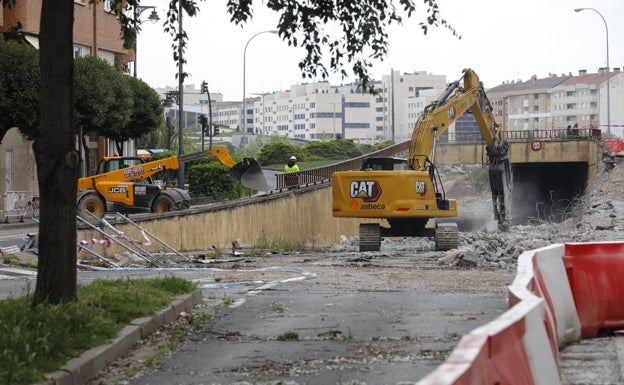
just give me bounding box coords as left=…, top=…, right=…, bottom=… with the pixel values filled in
left=274, top=129, right=603, bottom=190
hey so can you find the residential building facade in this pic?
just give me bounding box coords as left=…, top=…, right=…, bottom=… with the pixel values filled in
left=157, top=67, right=624, bottom=154
left=0, top=0, right=132, bottom=208
left=488, top=68, right=624, bottom=137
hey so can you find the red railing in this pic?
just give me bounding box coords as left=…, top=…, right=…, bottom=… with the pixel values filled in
left=275, top=141, right=410, bottom=190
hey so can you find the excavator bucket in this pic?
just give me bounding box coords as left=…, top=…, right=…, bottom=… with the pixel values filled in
left=210, top=146, right=269, bottom=191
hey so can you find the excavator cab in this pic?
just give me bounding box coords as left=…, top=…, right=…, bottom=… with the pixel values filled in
left=361, top=157, right=407, bottom=171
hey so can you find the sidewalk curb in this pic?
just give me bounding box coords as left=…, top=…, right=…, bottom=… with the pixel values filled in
left=38, top=289, right=204, bottom=385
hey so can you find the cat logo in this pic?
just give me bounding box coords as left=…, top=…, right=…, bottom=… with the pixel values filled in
left=349, top=180, right=382, bottom=202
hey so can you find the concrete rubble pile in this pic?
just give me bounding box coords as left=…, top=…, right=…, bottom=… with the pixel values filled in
left=72, top=160, right=623, bottom=271
left=334, top=160, right=624, bottom=269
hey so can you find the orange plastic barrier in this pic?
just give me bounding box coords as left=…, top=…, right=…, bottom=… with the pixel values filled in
left=419, top=243, right=585, bottom=385
left=418, top=241, right=624, bottom=384
left=563, top=242, right=624, bottom=338
left=604, top=138, right=624, bottom=154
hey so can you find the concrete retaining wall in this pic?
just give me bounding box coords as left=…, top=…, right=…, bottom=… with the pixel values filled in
left=77, top=184, right=370, bottom=255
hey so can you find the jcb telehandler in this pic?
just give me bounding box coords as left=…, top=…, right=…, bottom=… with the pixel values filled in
left=76, top=146, right=268, bottom=216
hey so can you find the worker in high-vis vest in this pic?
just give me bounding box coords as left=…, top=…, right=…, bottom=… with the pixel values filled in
left=284, top=156, right=299, bottom=172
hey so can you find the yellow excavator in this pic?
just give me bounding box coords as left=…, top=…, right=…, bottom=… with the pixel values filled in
left=332, top=68, right=512, bottom=251
left=76, top=146, right=268, bottom=216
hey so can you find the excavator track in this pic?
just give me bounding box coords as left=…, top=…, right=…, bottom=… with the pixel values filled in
left=359, top=223, right=381, bottom=252
left=435, top=222, right=458, bottom=251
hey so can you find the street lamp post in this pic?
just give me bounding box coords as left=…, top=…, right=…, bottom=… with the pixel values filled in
left=132, top=5, right=159, bottom=78
left=242, top=30, right=278, bottom=154
left=575, top=7, right=610, bottom=137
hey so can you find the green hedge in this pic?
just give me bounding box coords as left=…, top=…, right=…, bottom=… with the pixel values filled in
left=187, top=162, right=253, bottom=200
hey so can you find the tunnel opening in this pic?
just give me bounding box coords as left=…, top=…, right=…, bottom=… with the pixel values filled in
left=511, top=162, right=588, bottom=225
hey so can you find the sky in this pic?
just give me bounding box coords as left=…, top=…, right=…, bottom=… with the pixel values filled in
left=135, top=0, right=624, bottom=101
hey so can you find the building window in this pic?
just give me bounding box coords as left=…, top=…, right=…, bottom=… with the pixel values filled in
left=73, top=44, right=90, bottom=58
left=344, top=102, right=370, bottom=108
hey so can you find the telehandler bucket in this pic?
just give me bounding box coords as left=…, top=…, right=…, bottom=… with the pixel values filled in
left=210, top=147, right=269, bottom=192
left=231, top=158, right=269, bottom=192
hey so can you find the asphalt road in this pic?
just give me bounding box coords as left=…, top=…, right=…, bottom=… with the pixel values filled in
left=2, top=222, right=621, bottom=384
left=131, top=282, right=506, bottom=385
left=78, top=251, right=513, bottom=385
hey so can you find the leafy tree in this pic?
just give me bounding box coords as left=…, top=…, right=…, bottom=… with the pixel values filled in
left=305, top=141, right=351, bottom=160
left=111, top=0, right=455, bottom=90
left=118, top=75, right=163, bottom=152
left=0, top=38, right=40, bottom=141
left=97, top=71, right=133, bottom=155
left=257, top=142, right=301, bottom=166
left=332, top=139, right=365, bottom=158
left=9, top=0, right=450, bottom=305
left=188, top=162, right=251, bottom=200
left=223, top=0, right=458, bottom=93
left=372, top=140, right=395, bottom=151
left=136, top=123, right=167, bottom=149
left=74, top=56, right=120, bottom=142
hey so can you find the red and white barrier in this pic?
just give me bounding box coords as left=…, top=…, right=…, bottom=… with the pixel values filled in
left=417, top=241, right=624, bottom=384
left=563, top=242, right=624, bottom=338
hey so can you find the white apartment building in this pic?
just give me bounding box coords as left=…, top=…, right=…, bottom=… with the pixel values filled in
left=155, top=68, right=624, bottom=150
left=488, top=68, right=624, bottom=137
left=380, top=70, right=448, bottom=142
left=247, top=71, right=450, bottom=144
left=250, top=82, right=378, bottom=143
left=156, top=71, right=461, bottom=146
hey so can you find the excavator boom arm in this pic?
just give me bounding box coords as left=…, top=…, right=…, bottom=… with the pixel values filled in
left=407, top=68, right=512, bottom=229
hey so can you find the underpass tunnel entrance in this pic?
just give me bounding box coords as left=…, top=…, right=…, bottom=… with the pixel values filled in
left=511, top=162, right=588, bottom=225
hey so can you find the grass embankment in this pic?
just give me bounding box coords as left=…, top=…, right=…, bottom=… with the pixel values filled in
left=0, top=277, right=196, bottom=385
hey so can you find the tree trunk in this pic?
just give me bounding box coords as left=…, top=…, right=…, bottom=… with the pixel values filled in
left=33, top=0, right=78, bottom=305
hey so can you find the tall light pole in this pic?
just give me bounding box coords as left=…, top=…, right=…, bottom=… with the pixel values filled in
left=242, top=30, right=278, bottom=154
left=575, top=7, right=610, bottom=137
left=132, top=5, right=159, bottom=78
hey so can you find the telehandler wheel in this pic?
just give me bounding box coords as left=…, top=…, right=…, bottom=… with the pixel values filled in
left=151, top=194, right=176, bottom=213
left=77, top=193, right=106, bottom=217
